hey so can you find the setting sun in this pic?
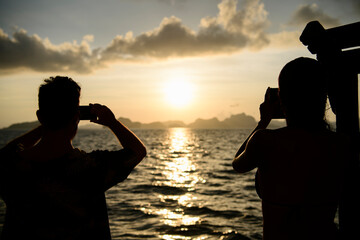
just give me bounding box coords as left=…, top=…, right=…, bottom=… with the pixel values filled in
left=164, top=78, right=194, bottom=108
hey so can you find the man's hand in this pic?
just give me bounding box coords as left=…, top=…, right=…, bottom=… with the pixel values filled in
left=90, top=104, right=117, bottom=127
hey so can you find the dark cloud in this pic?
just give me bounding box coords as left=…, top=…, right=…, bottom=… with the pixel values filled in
left=349, top=0, right=360, bottom=14
left=0, top=0, right=270, bottom=74
left=317, top=0, right=360, bottom=16
left=102, top=0, right=269, bottom=61
left=0, top=29, right=98, bottom=73
left=101, top=16, right=248, bottom=60
left=289, top=4, right=340, bottom=28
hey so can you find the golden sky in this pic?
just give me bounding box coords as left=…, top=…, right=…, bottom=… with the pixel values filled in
left=0, top=0, right=359, bottom=127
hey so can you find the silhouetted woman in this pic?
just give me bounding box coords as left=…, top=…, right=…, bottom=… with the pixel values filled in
left=0, top=76, right=146, bottom=239
left=233, top=58, right=351, bottom=240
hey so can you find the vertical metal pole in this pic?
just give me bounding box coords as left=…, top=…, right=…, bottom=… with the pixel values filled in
left=301, top=20, right=360, bottom=239
left=334, top=70, right=360, bottom=239
left=335, top=72, right=359, bottom=133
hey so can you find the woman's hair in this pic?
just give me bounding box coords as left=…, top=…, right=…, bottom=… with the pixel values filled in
left=278, top=57, right=328, bottom=129
left=38, top=76, right=81, bottom=130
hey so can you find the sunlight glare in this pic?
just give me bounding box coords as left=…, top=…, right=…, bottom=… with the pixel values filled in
left=164, top=77, right=193, bottom=108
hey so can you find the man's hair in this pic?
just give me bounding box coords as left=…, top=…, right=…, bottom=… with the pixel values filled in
left=38, top=76, right=81, bottom=130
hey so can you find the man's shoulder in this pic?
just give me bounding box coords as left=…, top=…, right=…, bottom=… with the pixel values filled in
left=0, top=143, right=23, bottom=165
left=77, top=148, right=133, bottom=168
left=1, top=142, right=23, bottom=153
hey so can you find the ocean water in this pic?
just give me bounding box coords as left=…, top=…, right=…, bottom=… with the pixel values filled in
left=0, top=128, right=262, bottom=239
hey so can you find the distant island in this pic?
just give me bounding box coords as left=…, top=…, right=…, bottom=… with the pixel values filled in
left=2, top=121, right=41, bottom=130
left=1, top=113, right=285, bottom=130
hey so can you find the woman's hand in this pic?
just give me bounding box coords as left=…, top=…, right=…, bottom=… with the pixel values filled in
left=258, top=88, right=274, bottom=127
left=90, top=104, right=117, bottom=127
left=259, top=103, right=272, bottom=127
left=259, top=87, right=284, bottom=128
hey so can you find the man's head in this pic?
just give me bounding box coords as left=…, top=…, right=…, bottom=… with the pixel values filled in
left=37, top=76, right=81, bottom=130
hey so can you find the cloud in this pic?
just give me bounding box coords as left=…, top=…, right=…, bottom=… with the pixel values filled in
left=102, top=0, right=269, bottom=61
left=345, top=0, right=360, bottom=15
left=0, top=28, right=99, bottom=73
left=0, top=0, right=270, bottom=74
left=353, top=0, right=360, bottom=14
left=318, top=0, right=360, bottom=16
left=289, top=4, right=340, bottom=28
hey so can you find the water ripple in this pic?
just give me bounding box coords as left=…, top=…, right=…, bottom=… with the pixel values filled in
left=0, top=128, right=262, bottom=239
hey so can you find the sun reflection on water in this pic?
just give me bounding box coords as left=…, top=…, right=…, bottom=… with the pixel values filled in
left=142, top=128, right=206, bottom=239
left=160, top=234, right=207, bottom=240
left=158, top=193, right=197, bottom=208
left=157, top=128, right=205, bottom=190
left=170, top=128, right=188, bottom=152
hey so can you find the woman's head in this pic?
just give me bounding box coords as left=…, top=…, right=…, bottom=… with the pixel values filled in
left=278, top=57, right=328, bottom=128
left=37, top=76, right=81, bottom=130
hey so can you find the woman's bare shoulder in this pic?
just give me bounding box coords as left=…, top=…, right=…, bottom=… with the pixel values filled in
left=251, top=127, right=287, bottom=141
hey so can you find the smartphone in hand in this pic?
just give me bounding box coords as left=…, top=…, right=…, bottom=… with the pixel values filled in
left=79, top=105, right=96, bottom=120
left=268, top=88, right=285, bottom=119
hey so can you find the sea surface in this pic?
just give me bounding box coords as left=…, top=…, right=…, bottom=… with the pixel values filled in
left=0, top=128, right=262, bottom=239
